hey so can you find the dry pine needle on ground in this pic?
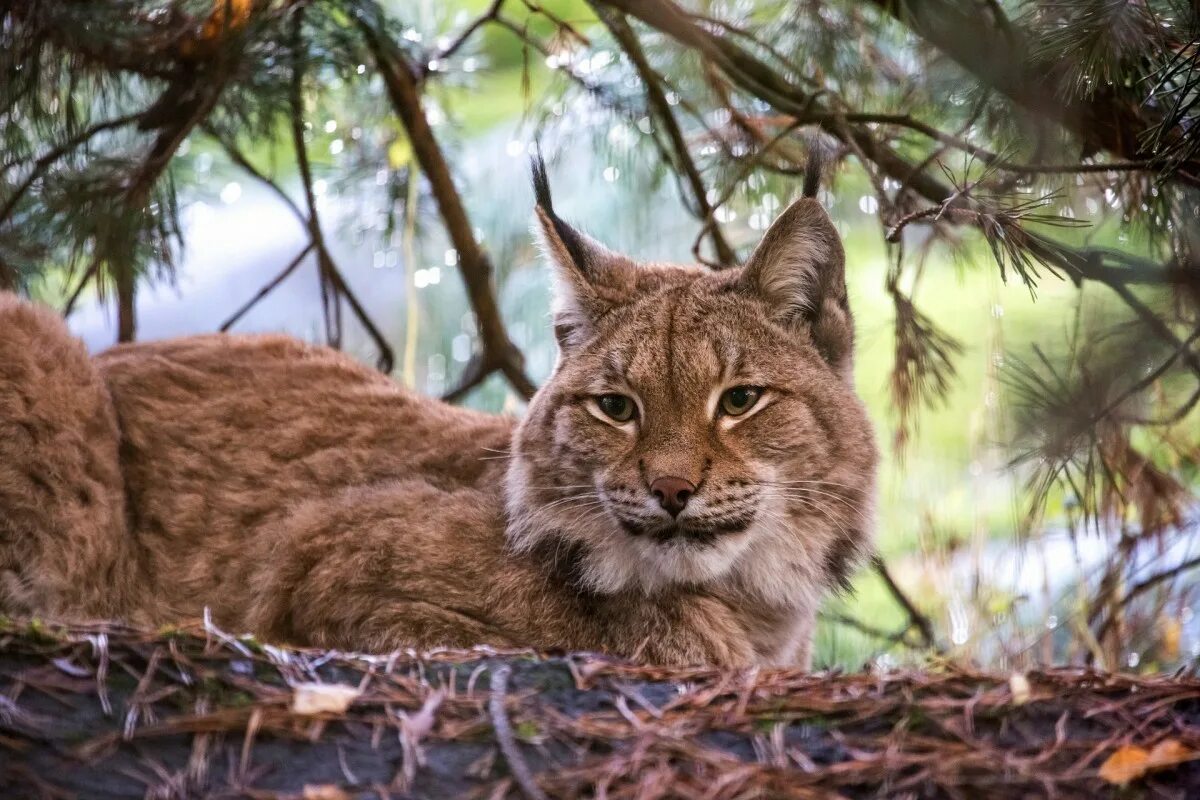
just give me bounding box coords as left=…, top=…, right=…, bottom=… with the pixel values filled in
left=0, top=619, right=1198, bottom=799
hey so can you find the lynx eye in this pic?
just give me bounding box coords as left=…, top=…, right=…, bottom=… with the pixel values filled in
left=595, top=394, right=636, bottom=423
left=719, top=386, right=763, bottom=417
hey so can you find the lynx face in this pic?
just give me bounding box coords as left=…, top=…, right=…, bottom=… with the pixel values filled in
left=507, top=170, right=877, bottom=609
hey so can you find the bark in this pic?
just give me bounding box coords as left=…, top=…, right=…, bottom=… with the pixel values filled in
left=115, top=262, right=136, bottom=343
left=2, top=622, right=1198, bottom=799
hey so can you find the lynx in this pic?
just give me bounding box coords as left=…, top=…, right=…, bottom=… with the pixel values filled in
left=0, top=163, right=876, bottom=667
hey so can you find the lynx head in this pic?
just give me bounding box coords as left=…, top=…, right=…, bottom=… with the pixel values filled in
left=506, top=160, right=877, bottom=609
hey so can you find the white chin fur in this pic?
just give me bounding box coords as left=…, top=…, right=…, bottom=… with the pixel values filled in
left=581, top=529, right=753, bottom=594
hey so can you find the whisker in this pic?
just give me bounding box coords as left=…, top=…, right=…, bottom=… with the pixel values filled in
left=538, top=494, right=605, bottom=513
left=756, top=490, right=857, bottom=537
left=527, top=484, right=597, bottom=491
left=761, top=478, right=861, bottom=495
left=757, top=486, right=860, bottom=514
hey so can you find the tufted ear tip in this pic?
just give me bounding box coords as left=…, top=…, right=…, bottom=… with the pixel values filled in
left=530, top=161, right=628, bottom=351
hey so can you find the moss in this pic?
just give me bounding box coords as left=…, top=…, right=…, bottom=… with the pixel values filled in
left=515, top=720, right=540, bottom=741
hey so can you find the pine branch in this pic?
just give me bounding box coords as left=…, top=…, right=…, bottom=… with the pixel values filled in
left=592, top=0, right=1200, bottom=381
left=864, top=0, right=1200, bottom=188
left=0, top=112, right=144, bottom=226
left=595, top=6, right=737, bottom=267
left=288, top=10, right=394, bottom=373
left=362, top=12, right=534, bottom=401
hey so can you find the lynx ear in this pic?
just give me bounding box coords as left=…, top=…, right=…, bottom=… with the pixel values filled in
left=531, top=157, right=623, bottom=350
left=739, top=197, right=854, bottom=374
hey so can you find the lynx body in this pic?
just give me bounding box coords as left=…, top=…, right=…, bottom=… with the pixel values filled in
left=0, top=175, right=876, bottom=666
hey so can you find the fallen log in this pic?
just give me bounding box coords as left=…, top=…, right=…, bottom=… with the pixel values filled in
left=1, top=619, right=1197, bottom=799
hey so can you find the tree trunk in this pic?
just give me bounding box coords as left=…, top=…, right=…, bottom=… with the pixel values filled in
left=2, top=621, right=1198, bottom=799
left=115, top=264, right=136, bottom=343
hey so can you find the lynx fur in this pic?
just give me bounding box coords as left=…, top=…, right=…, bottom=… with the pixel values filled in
left=0, top=168, right=876, bottom=666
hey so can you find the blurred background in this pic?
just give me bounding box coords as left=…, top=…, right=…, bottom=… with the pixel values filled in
left=3, top=0, right=1198, bottom=672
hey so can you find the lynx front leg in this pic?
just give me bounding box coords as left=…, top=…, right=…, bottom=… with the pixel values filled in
left=238, top=481, right=519, bottom=653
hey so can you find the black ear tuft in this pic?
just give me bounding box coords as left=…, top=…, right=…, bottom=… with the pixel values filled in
left=530, top=154, right=594, bottom=273
left=530, top=153, right=556, bottom=214
left=802, top=147, right=823, bottom=199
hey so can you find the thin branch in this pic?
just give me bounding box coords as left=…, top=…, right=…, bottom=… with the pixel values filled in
left=765, top=113, right=1179, bottom=176
left=689, top=119, right=805, bottom=262
left=862, top=0, right=1200, bottom=188
left=288, top=15, right=394, bottom=372
left=1103, top=278, right=1200, bottom=378
left=596, top=7, right=737, bottom=266
left=289, top=10, right=341, bottom=349
left=872, top=555, right=938, bottom=650
left=1094, top=325, right=1200, bottom=426
left=206, top=126, right=306, bottom=223
left=61, top=256, right=103, bottom=318
left=442, top=352, right=491, bottom=403
left=592, top=0, right=1200, bottom=383
left=821, top=611, right=925, bottom=650
left=428, top=0, right=506, bottom=71
left=0, top=112, right=143, bottom=225
left=1094, top=555, right=1200, bottom=646
left=219, top=243, right=314, bottom=332
left=364, top=19, right=534, bottom=400
left=112, top=76, right=228, bottom=342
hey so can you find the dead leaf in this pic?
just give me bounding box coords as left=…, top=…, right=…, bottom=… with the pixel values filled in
left=1008, top=672, right=1031, bottom=705
left=200, top=0, right=252, bottom=40
left=302, top=785, right=351, bottom=800
left=179, top=0, right=253, bottom=58
left=1099, top=745, right=1150, bottom=785
left=291, top=682, right=361, bottom=715
left=1147, top=739, right=1200, bottom=769
left=1099, top=739, right=1200, bottom=785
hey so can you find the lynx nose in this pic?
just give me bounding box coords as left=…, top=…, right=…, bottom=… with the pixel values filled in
left=650, top=476, right=696, bottom=518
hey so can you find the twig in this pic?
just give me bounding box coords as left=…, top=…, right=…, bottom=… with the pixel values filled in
left=821, top=612, right=925, bottom=650
left=1093, top=555, right=1200, bottom=646
left=61, top=256, right=103, bottom=318
left=0, top=112, right=144, bottom=225
left=219, top=243, right=314, bottom=332
left=487, top=665, right=548, bottom=800
left=688, top=119, right=805, bottom=262
left=289, top=10, right=341, bottom=349
left=596, top=7, right=736, bottom=266
left=206, top=127, right=306, bottom=223
left=871, top=556, right=938, bottom=650
left=428, top=0, right=507, bottom=70
left=364, top=20, right=534, bottom=400
left=288, top=15, right=394, bottom=372
left=1091, top=324, right=1200, bottom=426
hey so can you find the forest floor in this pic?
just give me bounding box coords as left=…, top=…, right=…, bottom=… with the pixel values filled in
left=1, top=619, right=1198, bottom=799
